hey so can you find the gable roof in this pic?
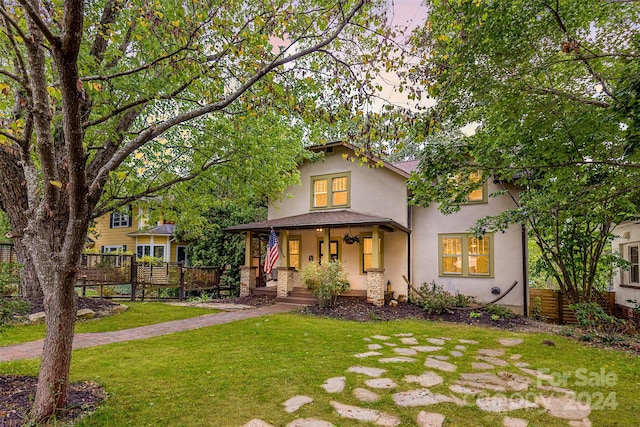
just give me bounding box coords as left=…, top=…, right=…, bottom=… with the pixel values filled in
left=392, top=159, right=419, bottom=174
left=310, top=141, right=411, bottom=179
left=126, top=224, right=175, bottom=237
left=224, top=210, right=410, bottom=234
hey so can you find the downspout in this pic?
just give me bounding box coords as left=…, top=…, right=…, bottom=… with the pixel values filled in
left=521, top=223, right=529, bottom=316
left=407, top=204, right=412, bottom=294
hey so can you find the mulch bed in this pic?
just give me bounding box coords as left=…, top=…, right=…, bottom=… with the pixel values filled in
left=27, top=297, right=121, bottom=316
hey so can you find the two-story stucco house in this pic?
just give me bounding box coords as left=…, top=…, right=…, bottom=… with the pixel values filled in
left=89, top=204, right=189, bottom=264
left=226, top=141, right=527, bottom=313
left=611, top=220, right=640, bottom=318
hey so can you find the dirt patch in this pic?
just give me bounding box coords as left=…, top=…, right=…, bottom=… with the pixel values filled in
left=0, top=375, right=106, bottom=426
left=300, top=298, right=537, bottom=331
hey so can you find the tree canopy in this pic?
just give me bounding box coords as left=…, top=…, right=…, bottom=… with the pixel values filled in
left=406, top=0, right=640, bottom=303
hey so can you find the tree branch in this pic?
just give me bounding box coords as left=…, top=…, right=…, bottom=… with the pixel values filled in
left=534, top=87, right=610, bottom=108
left=16, top=0, right=60, bottom=47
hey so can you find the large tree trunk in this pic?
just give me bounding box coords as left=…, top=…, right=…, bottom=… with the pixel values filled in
left=13, top=240, right=44, bottom=304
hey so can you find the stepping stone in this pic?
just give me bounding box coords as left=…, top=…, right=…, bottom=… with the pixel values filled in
left=536, top=384, right=576, bottom=395
left=450, top=351, right=464, bottom=357
left=396, top=333, right=414, bottom=337
left=400, top=337, right=419, bottom=345
left=404, top=372, right=444, bottom=388
left=413, top=346, right=443, bottom=353
left=380, top=356, right=416, bottom=363
left=449, top=384, right=482, bottom=395
left=514, top=362, right=529, bottom=368
left=454, top=345, right=466, bottom=351
left=363, top=337, right=372, bottom=342
left=354, top=387, right=380, bottom=403
left=476, top=355, right=509, bottom=366
left=243, top=420, right=274, bottom=427
left=478, top=348, right=506, bottom=357
left=330, top=401, right=400, bottom=426
left=417, top=411, right=446, bottom=427
left=503, top=417, right=529, bottom=427
left=569, top=420, right=592, bottom=427
left=384, top=342, right=398, bottom=347
left=373, top=335, right=391, bottom=341
left=322, top=377, right=346, bottom=393
left=365, top=378, right=397, bottom=389
left=355, top=351, right=382, bottom=358
left=425, top=357, right=456, bottom=372
left=476, top=396, right=538, bottom=412
left=535, top=395, right=591, bottom=420
left=456, top=380, right=506, bottom=392
left=432, top=355, right=450, bottom=361
left=392, top=389, right=456, bottom=407
left=368, top=344, right=384, bottom=350
left=283, top=395, right=314, bottom=413
left=459, top=339, right=479, bottom=345
left=510, top=354, right=522, bottom=360
left=499, top=338, right=523, bottom=347
left=287, top=419, right=333, bottom=427
left=518, top=367, right=554, bottom=381
left=426, top=338, right=446, bottom=345
left=394, top=347, right=418, bottom=356
left=472, top=362, right=495, bottom=370
left=348, top=366, right=386, bottom=377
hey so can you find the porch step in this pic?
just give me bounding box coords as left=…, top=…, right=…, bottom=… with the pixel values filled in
left=252, top=286, right=277, bottom=296
left=276, top=295, right=319, bottom=305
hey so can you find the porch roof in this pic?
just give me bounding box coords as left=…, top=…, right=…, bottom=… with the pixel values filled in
left=224, top=210, right=411, bottom=234
left=126, top=224, right=175, bottom=237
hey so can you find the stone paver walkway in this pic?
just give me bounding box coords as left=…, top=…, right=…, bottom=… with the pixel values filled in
left=0, top=303, right=295, bottom=363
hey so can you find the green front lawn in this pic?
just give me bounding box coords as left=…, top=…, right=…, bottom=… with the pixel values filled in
left=0, top=302, right=218, bottom=346
left=2, top=313, right=638, bottom=426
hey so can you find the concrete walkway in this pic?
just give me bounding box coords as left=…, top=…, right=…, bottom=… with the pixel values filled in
left=0, top=303, right=296, bottom=363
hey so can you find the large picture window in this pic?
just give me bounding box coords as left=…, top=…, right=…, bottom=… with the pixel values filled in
left=311, top=172, right=350, bottom=209
left=439, top=234, right=493, bottom=277
left=137, top=245, right=165, bottom=260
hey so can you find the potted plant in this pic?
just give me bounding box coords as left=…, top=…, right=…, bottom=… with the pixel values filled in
left=343, top=233, right=359, bottom=245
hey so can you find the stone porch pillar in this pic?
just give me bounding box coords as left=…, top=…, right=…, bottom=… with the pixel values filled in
left=240, top=266, right=257, bottom=297
left=277, top=267, right=295, bottom=298
left=366, top=268, right=385, bottom=307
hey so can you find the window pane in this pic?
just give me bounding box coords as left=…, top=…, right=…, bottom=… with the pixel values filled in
left=289, top=239, right=300, bottom=270
left=313, top=179, right=328, bottom=207
left=332, top=177, right=348, bottom=205
left=467, top=172, right=484, bottom=201
left=631, top=246, right=639, bottom=283
left=468, top=237, right=489, bottom=255
left=443, top=256, right=462, bottom=273
left=469, top=256, right=490, bottom=274
left=363, top=254, right=372, bottom=271
left=154, top=246, right=164, bottom=259
left=290, top=254, right=300, bottom=270
left=443, top=238, right=462, bottom=255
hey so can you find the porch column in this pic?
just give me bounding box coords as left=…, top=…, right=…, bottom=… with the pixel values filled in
left=277, top=267, right=295, bottom=298
left=281, top=230, right=289, bottom=268
left=372, top=225, right=380, bottom=268
left=323, top=228, right=330, bottom=264
left=240, top=266, right=257, bottom=297
left=366, top=268, right=385, bottom=307
left=240, top=232, right=256, bottom=297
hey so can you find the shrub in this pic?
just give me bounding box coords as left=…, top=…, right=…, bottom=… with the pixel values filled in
left=484, top=304, right=515, bottom=319
left=300, top=261, right=349, bottom=308
left=0, top=298, right=30, bottom=327
left=0, top=262, right=21, bottom=296
left=412, top=281, right=474, bottom=315
left=469, top=311, right=482, bottom=319
left=570, top=302, right=636, bottom=340
left=530, top=296, right=545, bottom=321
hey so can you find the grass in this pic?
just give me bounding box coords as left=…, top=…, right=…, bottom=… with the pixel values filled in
left=0, top=302, right=218, bottom=346
left=2, top=313, right=639, bottom=426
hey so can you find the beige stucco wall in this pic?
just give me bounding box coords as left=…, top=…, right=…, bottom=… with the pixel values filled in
left=269, top=146, right=409, bottom=227
left=410, top=181, right=526, bottom=311
left=612, top=221, right=640, bottom=308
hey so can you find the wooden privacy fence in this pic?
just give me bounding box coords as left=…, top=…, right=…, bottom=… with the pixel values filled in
left=529, top=288, right=615, bottom=325
left=76, top=253, right=227, bottom=300
left=0, top=243, right=17, bottom=263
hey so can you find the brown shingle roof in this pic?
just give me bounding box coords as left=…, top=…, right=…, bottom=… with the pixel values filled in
left=224, top=210, right=410, bottom=234
left=392, top=159, right=419, bottom=174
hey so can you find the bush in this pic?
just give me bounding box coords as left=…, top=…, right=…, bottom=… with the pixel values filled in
left=0, top=262, right=21, bottom=296
left=300, top=261, right=349, bottom=308
left=570, top=302, right=636, bottom=339
left=412, top=281, right=475, bottom=315
left=0, top=298, right=30, bottom=327
left=484, top=304, right=515, bottom=319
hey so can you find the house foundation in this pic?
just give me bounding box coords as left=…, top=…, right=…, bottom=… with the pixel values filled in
left=240, top=266, right=257, bottom=297
left=366, top=268, right=385, bottom=307
left=277, top=267, right=295, bottom=298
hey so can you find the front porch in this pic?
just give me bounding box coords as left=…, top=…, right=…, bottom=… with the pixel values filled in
left=225, top=210, right=410, bottom=307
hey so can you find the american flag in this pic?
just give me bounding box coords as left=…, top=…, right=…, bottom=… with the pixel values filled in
left=264, top=228, right=280, bottom=275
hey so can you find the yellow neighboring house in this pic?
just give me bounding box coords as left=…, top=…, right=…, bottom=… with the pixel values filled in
left=89, top=205, right=188, bottom=264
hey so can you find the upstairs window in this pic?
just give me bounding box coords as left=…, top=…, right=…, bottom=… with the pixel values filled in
left=466, top=171, right=486, bottom=203
left=311, top=172, right=350, bottom=209
left=110, top=207, right=131, bottom=228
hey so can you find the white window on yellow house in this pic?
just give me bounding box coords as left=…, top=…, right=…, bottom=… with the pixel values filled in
left=360, top=233, right=384, bottom=274
left=288, top=237, right=301, bottom=270
left=311, top=172, right=350, bottom=209
left=439, top=234, right=493, bottom=277
left=110, top=206, right=131, bottom=228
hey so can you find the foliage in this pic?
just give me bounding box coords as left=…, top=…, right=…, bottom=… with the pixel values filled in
left=484, top=304, right=515, bottom=320
left=0, top=298, right=30, bottom=327
left=626, top=299, right=640, bottom=317
left=0, top=263, right=21, bottom=296
left=299, top=261, right=349, bottom=308
left=182, top=201, right=266, bottom=297
left=136, top=256, right=164, bottom=267
left=406, top=0, right=640, bottom=304
left=570, top=302, right=636, bottom=342
left=0, top=211, right=9, bottom=244
left=412, top=280, right=474, bottom=315
left=469, top=311, right=482, bottom=319
left=530, top=296, right=546, bottom=321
